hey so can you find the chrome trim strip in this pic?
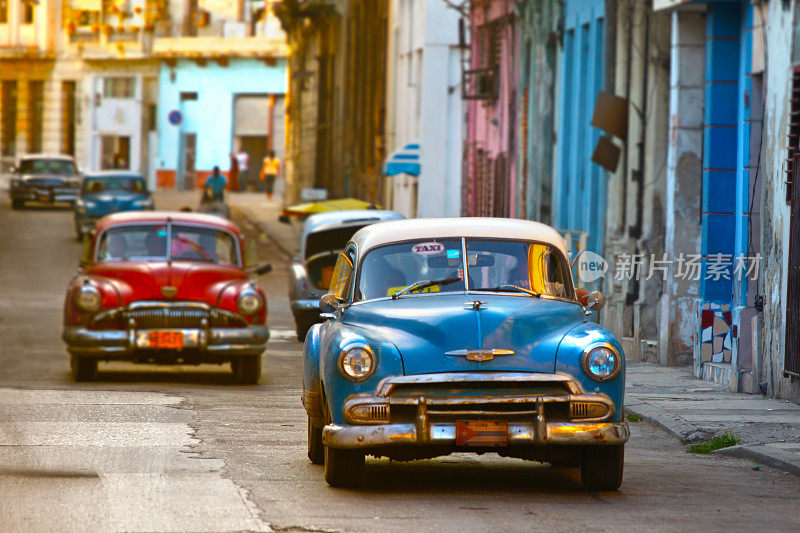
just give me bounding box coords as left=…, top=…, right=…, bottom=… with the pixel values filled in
left=374, top=372, right=585, bottom=397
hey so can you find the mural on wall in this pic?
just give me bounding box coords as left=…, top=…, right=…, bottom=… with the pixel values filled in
left=697, top=302, right=734, bottom=379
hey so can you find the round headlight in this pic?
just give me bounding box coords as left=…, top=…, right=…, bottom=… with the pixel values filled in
left=76, top=285, right=101, bottom=312
left=237, top=289, right=263, bottom=315
left=338, top=345, right=376, bottom=382
left=582, top=343, right=621, bottom=382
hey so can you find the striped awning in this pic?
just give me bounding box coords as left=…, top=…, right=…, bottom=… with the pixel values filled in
left=383, top=142, right=420, bottom=177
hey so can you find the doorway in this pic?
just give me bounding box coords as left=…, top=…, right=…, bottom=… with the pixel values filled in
left=178, top=132, right=197, bottom=190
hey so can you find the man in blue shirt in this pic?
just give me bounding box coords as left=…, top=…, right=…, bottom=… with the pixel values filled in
left=204, top=166, right=227, bottom=201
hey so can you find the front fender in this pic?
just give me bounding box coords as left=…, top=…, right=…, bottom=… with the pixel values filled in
left=556, top=321, right=626, bottom=422
left=303, top=322, right=324, bottom=421
left=319, top=322, right=404, bottom=425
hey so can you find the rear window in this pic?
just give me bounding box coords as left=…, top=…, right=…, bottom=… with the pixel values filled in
left=305, top=225, right=367, bottom=259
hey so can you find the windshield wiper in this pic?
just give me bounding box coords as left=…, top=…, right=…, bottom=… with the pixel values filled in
left=391, top=277, right=462, bottom=299
left=473, top=284, right=541, bottom=297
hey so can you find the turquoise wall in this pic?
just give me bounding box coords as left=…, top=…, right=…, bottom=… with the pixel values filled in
left=156, top=58, right=287, bottom=172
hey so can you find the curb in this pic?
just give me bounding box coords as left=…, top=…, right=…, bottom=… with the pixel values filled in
left=624, top=401, right=711, bottom=444
left=714, top=444, right=800, bottom=479
left=230, top=204, right=295, bottom=260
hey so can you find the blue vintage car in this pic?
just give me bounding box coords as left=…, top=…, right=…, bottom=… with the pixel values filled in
left=289, top=209, right=405, bottom=340
left=74, top=172, right=154, bottom=239
left=303, top=218, right=629, bottom=489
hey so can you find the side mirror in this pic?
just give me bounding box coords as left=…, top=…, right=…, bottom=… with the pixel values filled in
left=256, top=264, right=273, bottom=275
left=319, top=293, right=345, bottom=314
left=579, top=290, right=606, bottom=311
left=278, top=215, right=291, bottom=224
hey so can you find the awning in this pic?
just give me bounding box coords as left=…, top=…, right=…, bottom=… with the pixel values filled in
left=383, top=142, right=420, bottom=177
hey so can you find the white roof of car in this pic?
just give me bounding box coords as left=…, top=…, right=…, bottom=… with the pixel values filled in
left=351, top=218, right=568, bottom=256
left=19, top=153, right=75, bottom=161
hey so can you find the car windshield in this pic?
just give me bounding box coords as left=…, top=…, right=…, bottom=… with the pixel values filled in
left=83, top=177, right=146, bottom=195
left=96, top=223, right=239, bottom=266
left=19, top=159, right=77, bottom=175
left=355, top=238, right=573, bottom=301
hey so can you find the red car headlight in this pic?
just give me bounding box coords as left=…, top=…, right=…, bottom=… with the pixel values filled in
left=76, top=285, right=101, bottom=312
left=237, top=289, right=263, bottom=316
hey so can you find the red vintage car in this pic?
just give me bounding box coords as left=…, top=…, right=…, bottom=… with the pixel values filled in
left=62, top=211, right=271, bottom=383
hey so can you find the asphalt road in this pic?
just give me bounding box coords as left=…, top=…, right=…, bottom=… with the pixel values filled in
left=0, top=200, right=799, bottom=532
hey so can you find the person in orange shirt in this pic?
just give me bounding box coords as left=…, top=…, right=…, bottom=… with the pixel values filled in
left=259, top=151, right=281, bottom=200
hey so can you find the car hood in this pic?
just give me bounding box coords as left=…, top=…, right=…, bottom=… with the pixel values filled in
left=86, top=261, right=247, bottom=305
left=83, top=193, right=148, bottom=213
left=342, top=293, right=586, bottom=375
left=21, top=173, right=72, bottom=184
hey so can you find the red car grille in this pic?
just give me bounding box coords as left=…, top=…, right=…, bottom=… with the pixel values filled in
left=89, top=305, right=247, bottom=330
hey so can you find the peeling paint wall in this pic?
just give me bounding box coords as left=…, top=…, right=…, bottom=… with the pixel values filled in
left=757, top=0, right=800, bottom=402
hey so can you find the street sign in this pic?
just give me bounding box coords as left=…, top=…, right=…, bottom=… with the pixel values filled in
left=168, top=110, right=182, bottom=126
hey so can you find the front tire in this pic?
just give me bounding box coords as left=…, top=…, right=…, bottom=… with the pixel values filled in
left=307, top=417, right=324, bottom=465
left=233, top=354, right=262, bottom=384
left=324, top=445, right=364, bottom=487
left=581, top=445, right=624, bottom=491
left=70, top=354, right=96, bottom=382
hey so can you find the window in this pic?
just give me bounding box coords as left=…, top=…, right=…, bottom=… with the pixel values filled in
left=1, top=80, right=17, bottom=157
left=103, top=77, right=136, bottom=99
left=100, top=135, right=130, bottom=170
left=62, top=81, right=76, bottom=155
left=18, top=159, right=77, bottom=175
left=328, top=252, right=354, bottom=300
left=97, top=224, right=239, bottom=265
left=0, top=0, right=8, bottom=24
left=22, top=0, right=33, bottom=24
left=27, top=80, right=44, bottom=152
left=82, top=177, right=146, bottom=195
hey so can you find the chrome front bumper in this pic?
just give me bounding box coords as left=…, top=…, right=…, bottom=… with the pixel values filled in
left=63, top=325, right=269, bottom=359
left=323, top=420, right=630, bottom=448
left=322, top=372, right=629, bottom=449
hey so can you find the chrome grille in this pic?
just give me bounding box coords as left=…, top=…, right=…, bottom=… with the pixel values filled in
left=89, top=304, right=247, bottom=330
left=571, top=402, right=590, bottom=419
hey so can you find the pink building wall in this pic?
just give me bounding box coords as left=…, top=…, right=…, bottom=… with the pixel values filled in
left=463, top=0, right=518, bottom=217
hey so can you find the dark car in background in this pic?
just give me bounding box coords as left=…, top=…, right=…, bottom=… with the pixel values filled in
left=289, top=209, right=405, bottom=340
left=74, top=172, right=154, bottom=239
left=9, top=154, right=81, bottom=209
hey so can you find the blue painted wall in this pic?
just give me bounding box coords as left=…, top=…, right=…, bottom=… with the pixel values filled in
left=156, top=58, right=287, bottom=173
left=700, top=1, right=752, bottom=304
left=554, top=0, right=606, bottom=254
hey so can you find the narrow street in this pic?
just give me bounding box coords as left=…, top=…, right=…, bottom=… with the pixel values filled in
left=1, top=200, right=798, bottom=532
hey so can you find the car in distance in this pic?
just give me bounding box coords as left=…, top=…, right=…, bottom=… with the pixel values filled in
left=9, top=154, right=81, bottom=209
left=62, top=211, right=272, bottom=383
left=289, top=209, right=404, bottom=340
left=74, top=172, right=154, bottom=239
left=303, top=218, right=628, bottom=489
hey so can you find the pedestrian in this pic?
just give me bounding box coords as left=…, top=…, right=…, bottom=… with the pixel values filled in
left=259, top=150, right=281, bottom=200
left=204, top=165, right=227, bottom=202
left=235, top=147, right=250, bottom=192
left=228, top=152, right=239, bottom=192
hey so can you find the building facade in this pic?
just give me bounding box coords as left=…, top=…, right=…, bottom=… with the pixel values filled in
left=383, top=0, right=463, bottom=218
left=276, top=0, right=389, bottom=205
left=461, top=0, right=517, bottom=218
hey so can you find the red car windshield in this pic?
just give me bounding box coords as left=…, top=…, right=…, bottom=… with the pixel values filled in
left=96, top=224, right=239, bottom=266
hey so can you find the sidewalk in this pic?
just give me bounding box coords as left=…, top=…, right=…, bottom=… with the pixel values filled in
left=626, top=362, right=800, bottom=477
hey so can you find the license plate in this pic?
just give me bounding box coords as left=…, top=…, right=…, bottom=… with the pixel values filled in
left=456, top=420, right=508, bottom=447
left=148, top=330, right=184, bottom=349
left=38, top=193, right=52, bottom=202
